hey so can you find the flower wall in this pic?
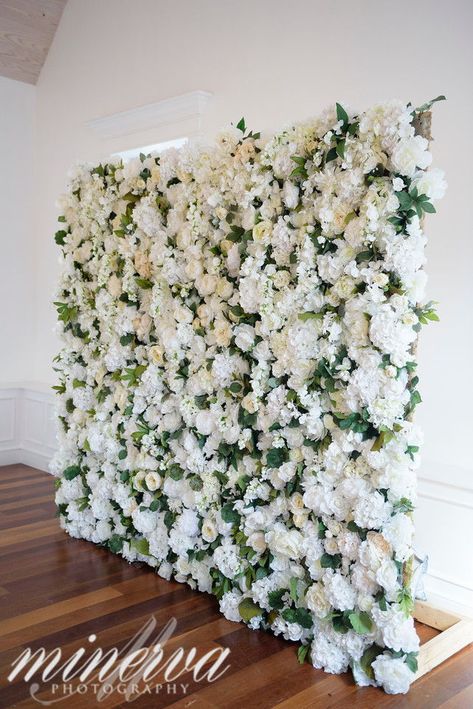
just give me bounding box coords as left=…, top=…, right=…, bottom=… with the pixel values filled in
left=52, top=100, right=445, bottom=694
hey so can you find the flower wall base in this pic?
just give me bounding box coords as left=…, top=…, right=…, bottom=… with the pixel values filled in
left=52, top=100, right=445, bottom=694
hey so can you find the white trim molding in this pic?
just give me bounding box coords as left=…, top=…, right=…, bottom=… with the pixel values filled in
left=85, top=90, right=213, bottom=141
left=0, top=384, right=56, bottom=472
left=416, top=458, right=473, bottom=613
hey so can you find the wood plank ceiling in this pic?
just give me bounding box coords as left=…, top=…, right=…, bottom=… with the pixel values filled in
left=0, top=0, right=67, bottom=84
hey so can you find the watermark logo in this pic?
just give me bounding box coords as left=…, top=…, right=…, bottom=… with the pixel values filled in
left=7, top=616, right=231, bottom=704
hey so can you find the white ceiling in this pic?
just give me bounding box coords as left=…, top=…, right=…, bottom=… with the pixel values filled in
left=0, top=0, right=67, bottom=84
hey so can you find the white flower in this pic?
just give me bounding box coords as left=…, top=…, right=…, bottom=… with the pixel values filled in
left=372, top=654, right=415, bottom=694
left=411, top=167, right=447, bottom=201
left=305, top=582, right=331, bottom=618
left=311, top=634, right=350, bottom=674
left=145, top=471, right=162, bottom=492
left=234, top=324, right=255, bottom=351
left=202, top=518, right=218, bottom=543
left=391, top=135, right=432, bottom=177
left=323, top=571, right=357, bottom=611
left=195, top=410, right=215, bottom=436
left=266, top=523, right=303, bottom=560
left=353, top=491, right=392, bottom=530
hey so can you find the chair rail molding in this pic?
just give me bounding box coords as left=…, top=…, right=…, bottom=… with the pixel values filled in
left=0, top=384, right=56, bottom=472
left=85, top=90, right=213, bottom=141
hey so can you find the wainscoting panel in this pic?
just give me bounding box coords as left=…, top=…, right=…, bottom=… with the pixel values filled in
left=416, top=462, right=473, bottom=614
left=0, top=385, right=56, bottom=471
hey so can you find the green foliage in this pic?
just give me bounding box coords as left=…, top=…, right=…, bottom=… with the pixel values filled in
left=221, top=502, right=240, bottom=525
left=268, top=588, right=286, bottom=610
left=297, top=643, right=310, bottom=664
left=398, top=588, right=415, bottom=616
left=397, top=186, right=436, bottom=219
left=320, top=553, right=342, bottom=569
left=281, top=607, right=313, bottom=629
left=63, top=465, right=81, bottom=480
left=54, top=301, right=78, bottom=324
left=239, top=597, right=262, bottom=621
left=348, top=611, right=373, bottom=634
left=108, top=535, right=124, bottom=553
left=131, top=538, right=150, bottom=555
left=359, top=644, right=384, bottom=679
left=266, top=446, right=289, bottom=468
left=413, top=95, right=446, bottom=114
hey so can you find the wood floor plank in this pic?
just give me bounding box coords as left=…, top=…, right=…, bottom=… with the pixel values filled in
left=0, top=586, right=123, bottom=636
left=0, top=463, right=472, bottom=709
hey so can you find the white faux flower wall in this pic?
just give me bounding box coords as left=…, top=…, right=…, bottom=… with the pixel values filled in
left=52, top=100, right=446, bottom=694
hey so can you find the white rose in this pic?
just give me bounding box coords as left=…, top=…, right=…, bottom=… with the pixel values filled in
left=148, top=345, right=164, bottom=365
left=216, top=277, right=233, bottom=300
left=234, top=324, right=255, bottom=351
left=266, top=523, right=303, bottom=559
left=145, top=471, right=162, bottom=492
left=108, top=274, right=122, bottom=297
left=253, top=220, right=272, bottom=244
left=391, top=135, right=432, bottom=177
left=372, top=655, right=415, bottom=695
left=198, top=274, right=217, bottom=296
left=305, top=582, right=331, bottom=618
left=411, top=167, right=447, bottom=201
left=185, top=260, right=203, bottom=280
left=195, top=410, right=215, bottom=436
left=213, top=319, right=232, bottom=347
left=202, top=518, right=218, bottom=543
left=241, top=392, right=259, bottom=413
left=133, top=470, right=147, bottom=492
left=113, top=384, right=128, bottom=410
left=283, top=181, right=299, bottom=209
left=247, top=531, right=267, bottom=553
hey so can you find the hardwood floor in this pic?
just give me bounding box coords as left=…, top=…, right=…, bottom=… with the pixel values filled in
left=0, top=464, right=471, bottom=708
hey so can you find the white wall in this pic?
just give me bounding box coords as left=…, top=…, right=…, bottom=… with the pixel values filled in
left=0, top=76, right=36, bottom=382
left=10, top=0, right=473, bottom=608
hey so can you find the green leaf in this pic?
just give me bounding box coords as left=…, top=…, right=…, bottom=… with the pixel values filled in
left=168, top=463, right=184, bottom=480
left=414, top=95, right=446, bottom=114
left=320, top=553, right=342, bottom=569
left=298, top=312, right=323, bottom=321
left=398, top=588, right=415, bottom=616
left=239, top=598, right=262, bottom=621
left=266, top=447, right=289, bottom=468
left=63, top=465, right=81, bottom=480
left=360, top=644, right=383, bottom=680
left=336, top=102, right=349, bottom=127
left=405, top=652, right=418, bottom=673
left=236, top=117, right=246, bottom=133
left=348, top=611, right=373, bottom=635
left=281, top=607, right=313, bottom=629
left=131, top=538, right=150, bottom=555
left=325, top=147, right=338, bottom=163
left=135, top=277, right=153, bottom=289
left=54, top=230, right=68, bottom=246
left=268, top=588, right=286, bottom=610
left=290, top=577, right=299, bottom=602
left=422, top=201, right=436, bottom=214
left=297, top=643, right=310, bottom=664
left=108, top=535, right=124, bottom=553
left=336, top=139, right=346, bottom=159
left=221, top=502, right=240, bottom=525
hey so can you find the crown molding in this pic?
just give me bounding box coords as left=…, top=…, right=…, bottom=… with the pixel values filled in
left=85, top=90, right=213, bottom=141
